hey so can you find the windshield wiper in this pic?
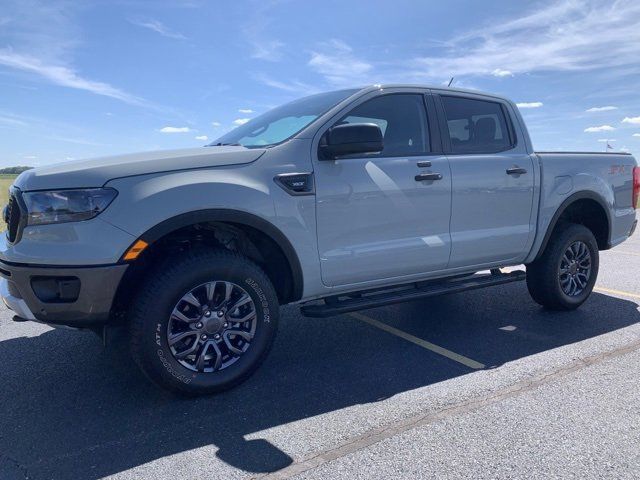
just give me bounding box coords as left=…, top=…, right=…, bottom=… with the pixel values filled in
left=209, top=142, right=242, bottom=147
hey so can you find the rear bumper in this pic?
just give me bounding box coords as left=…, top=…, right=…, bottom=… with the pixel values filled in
left=0, top=260, right=127, bottom=328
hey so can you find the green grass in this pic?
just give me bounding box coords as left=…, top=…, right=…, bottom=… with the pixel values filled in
left=0, top=174, right=18, bottom=231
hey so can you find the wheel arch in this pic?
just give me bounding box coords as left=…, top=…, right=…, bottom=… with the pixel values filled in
left=534, top=191, right=611, bottom=261
left=114, top=209, right=304, bottom=312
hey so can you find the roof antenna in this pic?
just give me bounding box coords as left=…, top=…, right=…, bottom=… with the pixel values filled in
left=447, top=77, right=455, bottom=87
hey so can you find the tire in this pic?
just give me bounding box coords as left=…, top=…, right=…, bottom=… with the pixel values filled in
left=526, top=223, right=599, bottom=311
left=129, top=248, right=279, bottom=395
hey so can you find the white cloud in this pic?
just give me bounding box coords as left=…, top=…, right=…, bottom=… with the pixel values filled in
left=23, top=155, right=37, bottom=159
left=0, top=114, right=28, bottom=127
left=0, top=48, right=148, bottom=106
left=46, top=135, right=108, bottom=146
left=195, top=135, right=208, bottom=141
left=633, top=133, right=640, bottom=137
left=597, top=138, right=616, bottom=142
left=128, top=18, right=186, bottom=40
left=242, top=3, right=285, bottom=61
left=233, top=118, right=250, bottom=126
left=492, top=69, right=513, bottom=77
left=160, top=126, right=191, bottom=133
left=584, top=125, right=615, bottom=132
left=586, top=106, right=618, bottom=112
left=620, top=147, right=630, bottom=152
left=516, top=102, right=543, bottom=109
left=308, top=39, right=372, bottom=86
left=254, top=73, right=319, bottom=94
left=211, top=121, right=221, bottom=127
left=251, top=40, right=285, bottom=61
left=238, top=108, right=253, bottom=114
left=622, top=116, right=640, bottom=125
left=412, top=0, right=640, bottom=78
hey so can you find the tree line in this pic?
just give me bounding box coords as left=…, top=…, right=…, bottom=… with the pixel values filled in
left=0, top=166, right=33, bottom=174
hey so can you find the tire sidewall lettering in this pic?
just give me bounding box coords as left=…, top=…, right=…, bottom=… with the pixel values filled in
left=155, top=322, right=194, bottom=384
left=245, top=277, right=270, bottom=323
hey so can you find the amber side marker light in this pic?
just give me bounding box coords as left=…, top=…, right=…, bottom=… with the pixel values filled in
left=123, top=240, right=149, bottom=261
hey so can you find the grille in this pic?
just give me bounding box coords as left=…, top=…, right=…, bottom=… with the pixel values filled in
left=5, top=193, right=22, bottom=243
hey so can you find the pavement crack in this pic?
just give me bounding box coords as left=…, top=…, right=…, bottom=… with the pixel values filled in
left=253, top=338, right=640, bottom=480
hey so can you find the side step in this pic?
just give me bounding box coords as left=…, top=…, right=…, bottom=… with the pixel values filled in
left=300, top=270, right=526, bottom=318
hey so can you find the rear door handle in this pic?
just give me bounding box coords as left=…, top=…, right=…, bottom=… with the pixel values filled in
left=506, top=167, right=527, bottom=175
left=415, top=173, right=443, bottom=182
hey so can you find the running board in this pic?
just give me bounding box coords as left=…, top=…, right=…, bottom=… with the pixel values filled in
left=300, top=270, right=526, bottom=318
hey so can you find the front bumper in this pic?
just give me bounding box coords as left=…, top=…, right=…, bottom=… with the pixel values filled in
left=0, top=260, right=128, bottom=328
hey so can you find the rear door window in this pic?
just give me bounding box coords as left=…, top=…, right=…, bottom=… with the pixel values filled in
left=441, top=96, right=514, bottom=154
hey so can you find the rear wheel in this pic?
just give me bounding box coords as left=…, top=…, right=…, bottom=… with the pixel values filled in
left=130, top=248, right=279, bottom=395
left=526, top=223, right=599, bottom=310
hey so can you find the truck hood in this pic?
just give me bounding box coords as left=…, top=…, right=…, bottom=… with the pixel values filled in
left=14, top=146, right=265, bottom=191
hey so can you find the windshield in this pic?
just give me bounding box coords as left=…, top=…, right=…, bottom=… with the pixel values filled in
left=210, top=89, right=359, bottom=148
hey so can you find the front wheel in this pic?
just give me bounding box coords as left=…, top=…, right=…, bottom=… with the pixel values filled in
left=526, top=223, right=599, bottom=311
left=129, top=248, right=279, bottom=395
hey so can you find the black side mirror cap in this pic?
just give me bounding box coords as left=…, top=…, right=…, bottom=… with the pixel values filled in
left=321, top=123, right=383, bottom=159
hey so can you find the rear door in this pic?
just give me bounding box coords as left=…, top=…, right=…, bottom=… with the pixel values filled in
left=435, top=93, right=535, bottom=268
left=313, top=91, right=452, bottom=287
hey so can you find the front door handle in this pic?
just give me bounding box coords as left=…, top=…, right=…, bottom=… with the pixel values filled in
left=415, top=173, right=443, bottom=182
left=506, top=167, right=527, bottom=175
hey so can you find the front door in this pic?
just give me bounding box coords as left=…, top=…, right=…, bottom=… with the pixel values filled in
left=313, top=92, right=452, bottom=287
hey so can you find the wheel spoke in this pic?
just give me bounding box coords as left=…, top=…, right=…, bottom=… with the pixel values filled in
left=571, top=243, right=579, bottom=258
left=172, top=309, right=197, bottom=323
left=174, top=336, right=201, bottom=359
left=195, top=340, right=222, bottom=371
left=576, top=273, right=588, bottom=288
left=227, top=294, right=252, bottom=313
left=223, top=335, right=243, bottom=355
left=168, top=330, right=198, bottom=346
left=229, top=310, right=256, bottom=324
left=206, top=281, right=217, bottom=303
left=182, top=292, right=201, bottom=308
left=223, top=282, right=234, bottom=303
left=224, top=329, right=254, bottom=341
left=577, top=245, right=587, bottom=261
left=223, top=330, right=254, bottom=356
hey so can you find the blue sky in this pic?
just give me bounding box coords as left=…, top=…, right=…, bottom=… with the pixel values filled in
left=1, top=0, right=640, bottom=167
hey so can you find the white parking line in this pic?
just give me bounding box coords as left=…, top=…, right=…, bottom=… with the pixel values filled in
left=349, top=312, right=486, bottom=370
left=605, top=250, right=640, bottom=258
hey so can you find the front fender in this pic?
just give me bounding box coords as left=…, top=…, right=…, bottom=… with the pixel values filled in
left=102, top=166, right=275, bottom=239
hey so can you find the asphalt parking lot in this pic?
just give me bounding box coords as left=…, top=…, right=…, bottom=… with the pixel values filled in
left=1, top=234, right=639, bottom=480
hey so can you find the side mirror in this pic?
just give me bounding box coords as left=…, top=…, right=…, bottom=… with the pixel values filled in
left=321, top=123, right=383, bottom=159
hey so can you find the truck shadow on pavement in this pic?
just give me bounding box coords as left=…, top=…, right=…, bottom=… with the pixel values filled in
left=0, top=285, right=638, bottom=479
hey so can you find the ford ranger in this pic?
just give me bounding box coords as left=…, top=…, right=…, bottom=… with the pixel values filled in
left=1, top=85, right=638, bottom=394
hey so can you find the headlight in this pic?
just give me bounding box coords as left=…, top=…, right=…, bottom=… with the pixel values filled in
left=22, top=188, right=118, bottom=226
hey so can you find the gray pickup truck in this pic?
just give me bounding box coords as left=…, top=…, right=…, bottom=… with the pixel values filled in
left=1, top=85, right=638, bottom=394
